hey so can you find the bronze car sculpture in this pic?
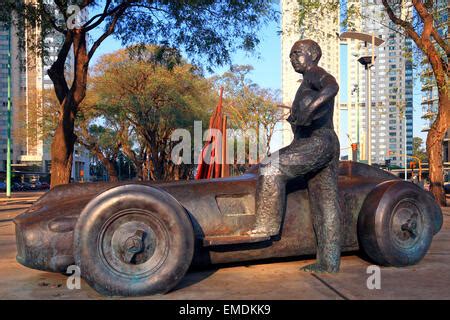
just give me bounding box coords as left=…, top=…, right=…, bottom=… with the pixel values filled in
left=14, top=161, right=442, bottom=296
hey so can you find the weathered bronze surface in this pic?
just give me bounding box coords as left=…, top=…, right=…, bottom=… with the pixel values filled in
left=252, top=39, right=342, bottom=273
left=14, top=161, right=443, bottom=295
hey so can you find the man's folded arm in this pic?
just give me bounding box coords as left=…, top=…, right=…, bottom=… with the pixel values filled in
left=301, top=74, right=339, bottom=124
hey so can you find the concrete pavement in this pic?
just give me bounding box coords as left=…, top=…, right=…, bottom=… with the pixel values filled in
left=1, top=195, right=450, bottom=300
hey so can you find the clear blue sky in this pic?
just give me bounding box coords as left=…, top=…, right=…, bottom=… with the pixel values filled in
left=89, top=1, right=427, bottom=147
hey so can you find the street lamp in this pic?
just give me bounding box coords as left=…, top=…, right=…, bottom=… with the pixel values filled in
left=6, top=23, right=12, bottom=198
left=358, top=55, right=376, bottom=166
left=351, top=52, right=360, bottom=162
left=340, top=31, right=384, bottom=166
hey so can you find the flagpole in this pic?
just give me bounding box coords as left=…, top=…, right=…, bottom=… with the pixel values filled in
left=6, top=23, right=12, bottom=198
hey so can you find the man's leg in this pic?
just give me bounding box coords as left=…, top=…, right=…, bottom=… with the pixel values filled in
left=251, top=133, right=336, bottom=237
left=301, top=156, right=342, bottom=273
left=251, top=164, right=287, bottom=236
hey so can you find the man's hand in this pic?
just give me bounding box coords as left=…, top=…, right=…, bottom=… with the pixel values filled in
left=287, top=107, right=313, bottom=127
left=295, top=101, right=317, bottom=126
left=287, top=113, right=296, bottom=124
left=296, top=111, right=313, bottom=126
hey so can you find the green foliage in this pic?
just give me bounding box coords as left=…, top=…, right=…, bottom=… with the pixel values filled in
left=92, top=46, right=213, bottom=135
left=213, top=65, right=283, bottom=155
left=0, top=0, right=278, bottom=70
left=86, top=124, right=120, bottom=159
left=412, top=137, right=428, bottom=163
left=295, top=0, right=341, bottom=39
left=84, top=45, right=216, bottom=180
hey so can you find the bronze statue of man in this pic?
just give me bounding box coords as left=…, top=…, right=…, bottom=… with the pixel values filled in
left=250, top=39, right=342, bottom=273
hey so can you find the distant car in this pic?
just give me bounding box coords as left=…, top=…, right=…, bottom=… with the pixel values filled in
left=444, top=183, right=450, bottom=194
left=39, top=182, right=50, bottom=190
left=20, top=182, right=32, bottom=191
left=15, top=161, right=443, bottom=297
left=30, top=181, right=42, bottom=190
left=0, top=181, right=5, bottom=191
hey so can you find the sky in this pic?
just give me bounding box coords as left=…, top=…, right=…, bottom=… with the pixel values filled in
left=88, top=1, right=427, bottom=150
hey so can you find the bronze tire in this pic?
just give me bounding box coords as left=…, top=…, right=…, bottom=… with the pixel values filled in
left=74, top=184, right=194, bottom=296
left=358, top=181, right=435, bottom=267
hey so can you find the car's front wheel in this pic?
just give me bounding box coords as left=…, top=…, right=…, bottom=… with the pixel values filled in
left=358, top=181, right=436, bottom=267
left=74, top=184, right=194, bottom=296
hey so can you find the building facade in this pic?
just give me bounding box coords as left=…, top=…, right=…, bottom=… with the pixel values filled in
left=281, top=0, right=414, bottom=167
left=0, top=17, right=90, bottom=182
left=341, top=0, right=414, bottom=167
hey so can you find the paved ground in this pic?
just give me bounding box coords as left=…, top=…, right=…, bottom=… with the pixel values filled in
left=1, top=192, right=450, bottom=300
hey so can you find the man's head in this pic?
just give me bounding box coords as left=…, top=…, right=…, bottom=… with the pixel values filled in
left=289, top=39, right=322, bottom=74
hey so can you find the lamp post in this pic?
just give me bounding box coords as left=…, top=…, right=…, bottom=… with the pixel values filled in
left=6, top=23, right=12, bottom=198
left=351, top=52, right=360, bottom=161
left=358, top=55, right=374, bottom=165
left=340, top=31, right=384, bottom=166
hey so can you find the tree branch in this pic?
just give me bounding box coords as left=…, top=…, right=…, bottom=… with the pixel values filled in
left=54, top=0, right=68, bottom=20
left=47, top=31, right=73, bottom=104
left=83, top=0, right=119, bottom=31
left=87, top=6, right=128, bottom=61
left=412, top=0, right=450, bottom=56
left=381, top=0, right=424, bottom=50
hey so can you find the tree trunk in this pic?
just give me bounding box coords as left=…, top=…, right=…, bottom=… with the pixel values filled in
left=104, top=160, right=119, bottom=182
left=426, top=90, right=449, bottom=207
left=50, top=101, right=77, bottom=187
left=94, top=149, right=119, bottom=183
left=50, top=30, right=89, bottom=187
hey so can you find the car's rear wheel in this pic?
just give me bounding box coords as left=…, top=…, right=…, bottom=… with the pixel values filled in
left=74, top=184, right=194, bottom=296
left=358, top=181, right=435, bottom=267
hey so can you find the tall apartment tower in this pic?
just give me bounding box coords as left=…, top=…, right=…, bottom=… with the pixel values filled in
left=421, top=0, right=449, bottom=164
left=0, top=21, right=23, bottom=172
left=0, top=11, right=90, bottom=181
left=281, top=0, right=413, bottom=166
left=341, top=0, right=414, bottom=167
left=280, top=0, right=341, bottom=147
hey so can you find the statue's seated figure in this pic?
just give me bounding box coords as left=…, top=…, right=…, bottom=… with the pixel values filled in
left=250, top=39, right=342, bottom=273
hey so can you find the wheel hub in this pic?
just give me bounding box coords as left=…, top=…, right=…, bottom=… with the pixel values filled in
left=391, top=200, right=423, bottom=249
left=99, top=209, right=169, bottom=278
left=122, top=230, right=147, bottom=264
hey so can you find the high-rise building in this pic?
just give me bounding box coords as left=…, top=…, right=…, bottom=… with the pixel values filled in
left=0, top=15, right=90, bottom=182
left=420, top=0, right=449, bottom=164
left=281, top=0, right=413, bottom=167
left=341, top=0, right=414, bottom=167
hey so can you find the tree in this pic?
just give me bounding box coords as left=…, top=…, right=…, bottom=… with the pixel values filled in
left=0, top=0, right=276, bottom=187
left=381, top=1, right=448, bottom=206
left=78, top=124, right=122, bottom=182
left=90, top=46, right=215, bottom=180
left=213, top=65, right=284, bottom=161
left=413, top=136, right=428, bottom=163
left=295, top=0, right=449, bottom=206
